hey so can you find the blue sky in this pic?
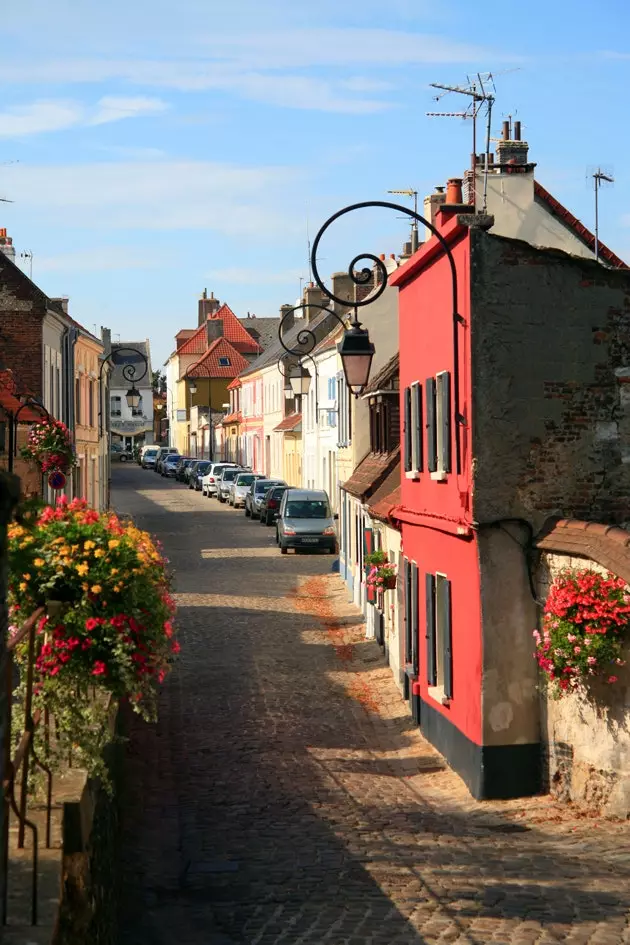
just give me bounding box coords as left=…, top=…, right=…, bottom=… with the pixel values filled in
left=2, top=0, right=630, bottom=367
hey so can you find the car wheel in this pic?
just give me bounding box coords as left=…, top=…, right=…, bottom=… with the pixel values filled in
left=245, top=506, right=251, bottom=517
left=280, top=543, right=288, bottom=555
left=266, top=514, right=273, bottom=526
left=120, top=455, right=128, bottom=463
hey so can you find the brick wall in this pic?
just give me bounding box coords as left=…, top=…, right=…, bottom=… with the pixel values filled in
left=471, top=232, right=630, bottom=528
left=0, top=256, right=47, bottom=399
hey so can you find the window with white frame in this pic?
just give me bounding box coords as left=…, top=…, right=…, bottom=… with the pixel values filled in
left=425, top=571, right=453, bottom=700
left=327, top=376, right=337, bottom=428
left=426, top=371, right=451, bottom=481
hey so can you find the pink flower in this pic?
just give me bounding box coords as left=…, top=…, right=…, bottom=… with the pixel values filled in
left=567, top=633, right=577, bottom=643
left=171, top=640, right=181, bottom=654
left=587, top=656, right=597, bottom=665
left=608, top=675, right=618, bottom=684
left=92, top=661, right=107, bottom=676
left=573, top=646, right=581, bottom=655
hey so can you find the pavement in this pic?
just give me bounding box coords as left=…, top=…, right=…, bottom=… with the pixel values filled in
left=114, top=465, right=630, bottom=945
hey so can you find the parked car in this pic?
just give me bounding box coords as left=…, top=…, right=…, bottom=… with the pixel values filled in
left=162, top=454, right=181, bottom=478
left=276, top=489, right=337, bottom=555
left=137, top=444, right=152, bottom=466
left=228, top=472, right=262, bottom=508
left=110, top=443, right=133, bottom=463
left=245, top=478, right=287, bottom=518
left=201, top=462, right=239, bottom=497
left=192, top=460, right=212, bottom=491
left=259, top=485, right=288, bottom=526
left=142, top=447, right=159, bottom=469
left=217, top=466, right=249, bottom=503
left=175, top=457, right=195, bottom=482
left=156, top=447, right=179, bottom=474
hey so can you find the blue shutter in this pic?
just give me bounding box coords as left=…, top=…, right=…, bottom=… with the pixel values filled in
left=425, top=378, right=437, bottom=473
left=425, top=573, right=437, bottom=686
left=440, top=372, right=451, bottom=474
left=411, top=563, right=419, bottom=675
left=404, top=387, right=412, bottom=472
left=440, top=578, right=453, bottom=698
left=413, top=383, right=423, bottom=471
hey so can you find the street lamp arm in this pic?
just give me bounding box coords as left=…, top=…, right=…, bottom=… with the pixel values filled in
left=277, top=301, right=347, bottom=364
left=98, top=346, right=149, bottom=436
left=308, top=199, right=462, bottom=474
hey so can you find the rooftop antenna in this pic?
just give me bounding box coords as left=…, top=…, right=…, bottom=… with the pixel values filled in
left=387, top=189, right=419, bottom=252
left=590, top=167, right=614, bottom=262
left=306, top=214, right=312, bottom=283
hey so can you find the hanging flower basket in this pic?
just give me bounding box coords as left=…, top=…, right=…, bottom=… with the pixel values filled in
left=534, top=568, right=630, bottom=696
left=21, top=419, right=77, bottom=473
left=367, top=563, right=397, bottom=592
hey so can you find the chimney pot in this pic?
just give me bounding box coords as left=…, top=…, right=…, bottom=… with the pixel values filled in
left=445, top=178, right=463, bottom=204
left=435, top=185, right=445, bottom=194
left=502, top=120, right=510, bottom=140
left=514, top=120, right=521, bottom=141
left=379, top=253, right=385, bottom=260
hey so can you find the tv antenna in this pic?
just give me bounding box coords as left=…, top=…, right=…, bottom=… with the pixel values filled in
left=387, top=189, right=419, bottom=252
left=589, top=167, right=614, bottom=263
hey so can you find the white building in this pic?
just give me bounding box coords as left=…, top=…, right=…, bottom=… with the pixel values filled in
left=104, top=335, right=154, bottom=451
left=301, top=341, right=340, bottom=510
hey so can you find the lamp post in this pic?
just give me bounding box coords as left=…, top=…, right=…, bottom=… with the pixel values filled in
left=305, top=200, right=461, bottom=473
left=98, top=345, right=148, bottom=437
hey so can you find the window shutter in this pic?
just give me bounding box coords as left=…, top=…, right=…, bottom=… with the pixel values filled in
left=411, top=563, right=419, bottom=675
left=404, top=387, right=412, bottom=471
left=425, top=573, right=437, bottom=686
left=425, top=378, right=437, bottom=473
left=440, top=578, right=453, bottom=698
left=413, top=383, right=423, bottom=471
left=440, top=371, right=451, bottom=474
left=363, top=526, right=373, bottom=562
left=404, top=559, right=412, bottom=664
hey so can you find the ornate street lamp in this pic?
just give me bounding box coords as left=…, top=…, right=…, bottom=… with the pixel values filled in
left=98, top=345, right=148, bottom=435
left=289, top=364, right=312, bottom=398
left=188, top=380, right=198, bottom=395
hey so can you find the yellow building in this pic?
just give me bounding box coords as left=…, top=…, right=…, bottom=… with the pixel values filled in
left=74, top=324, right=106, bottom=509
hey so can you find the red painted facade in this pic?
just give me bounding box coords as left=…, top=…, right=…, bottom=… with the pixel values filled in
left=390, top=213, right=483, bottom=754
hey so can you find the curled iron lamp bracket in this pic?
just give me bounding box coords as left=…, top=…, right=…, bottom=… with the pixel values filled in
left=98, top=345, right=149, bottom=435
left=308, top=199, right=462, bottom=474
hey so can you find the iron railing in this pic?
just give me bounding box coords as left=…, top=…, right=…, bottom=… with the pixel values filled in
left=2, top=606, right=53, bottom=926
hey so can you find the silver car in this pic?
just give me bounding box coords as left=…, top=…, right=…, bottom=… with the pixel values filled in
left=228, top=472, right=262, bottom=508
left=276, top=489, right=337, bottom=555
left=245, top=478, right=287, bottom=518
left=217, top=466, right=249, bottom=503
left=202, top=462, right=239, bottom=497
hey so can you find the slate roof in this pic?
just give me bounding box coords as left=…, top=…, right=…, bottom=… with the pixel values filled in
left=109, top=342, right=152, bottom=389
left=342, top=445, right=400, bottom=501
left=177, top=304, right=261, bottom=357
left=274, top=412, right=302, bottom=433
left=185, top=338, right=250, bottom=379
left=238, top=317, right=281, bottom=352
left=239, top=308, right=340, bottom=379
left=367, top=461, right=402, bottom=524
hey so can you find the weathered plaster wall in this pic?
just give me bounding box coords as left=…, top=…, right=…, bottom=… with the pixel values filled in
left=471, top=231, right=630, bottom=529
left=537, top=550, right=630, bottom=817
left=478, top=525, right=539, bottom=747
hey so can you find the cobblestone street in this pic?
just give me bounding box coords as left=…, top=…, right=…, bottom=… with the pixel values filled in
left=114, top=465, right=630, bottom=945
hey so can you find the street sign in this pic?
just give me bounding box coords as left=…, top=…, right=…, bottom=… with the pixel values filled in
left=48, top=470, right=66, bottom=490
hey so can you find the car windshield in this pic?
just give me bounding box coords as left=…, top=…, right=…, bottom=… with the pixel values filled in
left=285, top=500, right=330, bottom=519
left=222, top=469, right=239, bottom=482
left=165, top=456, right=179, bottom=463
left=271, top=488, right=287, bottom=499
left=236, top=474, right=256, bottom=485
left=196, top=463, right=211, bottom=473
left=255, top=480, right=279, bottom=494
left=145, top=450, right=158, bottom=457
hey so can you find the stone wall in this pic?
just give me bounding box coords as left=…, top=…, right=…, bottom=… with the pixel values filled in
left=535, top=527, right=630, bottom=817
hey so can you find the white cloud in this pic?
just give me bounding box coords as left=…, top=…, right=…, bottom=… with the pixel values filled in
left=0, top=95, right=169, bottom=138
left=1, top=160, right=305, bottom=236
left=89, top=95, right=169, bottom=126
left=0, top=101, right=83, bottom=137
left=35, top=247, right=159, bottom=273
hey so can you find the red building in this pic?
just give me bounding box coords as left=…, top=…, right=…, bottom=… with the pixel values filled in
left=390, top=197, right=630, bottom=799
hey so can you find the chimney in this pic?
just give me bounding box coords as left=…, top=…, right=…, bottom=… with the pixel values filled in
left=198, top=289, right=221, bottom=326
left=280, top=303, right=295, bottom=332
left=0, top=229, right=16, bottom=263
left=52, top=297, right=69, bottom=314
left=438, top=178, right=473, bottom=220
left=331, top=271, right=356, bottom=307
left=303, top=282, right=327, bottom=323
left=101, top=327, right=112, bottom=357
left=423, top=185, right=446, bottom=228
left=495, top=120, right=530, bottom=167
left=206, top=319, right=224, bottom=345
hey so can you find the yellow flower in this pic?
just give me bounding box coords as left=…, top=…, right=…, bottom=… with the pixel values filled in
left=19, top=582, right=27, bottom=592
left=94, top=549, right=105, bottom=558
left=82, top=583, right=89, bottom=592
left=52, top=536, right=65, bottom=545
left=90, top=585, right=102, bottom=595
left=76, top=562, right=89, bottom=576
left=108, top=539, right=120, bottom=550
left=33, top=558, right=45, bottom=568
left=22, top=573, right=31, bottom=582
left=110, top=569, right=119, bottom=576
left=71, top=544, right=79, bottom=553
left=84, top=540, right=96, bottom=551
